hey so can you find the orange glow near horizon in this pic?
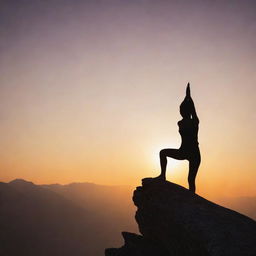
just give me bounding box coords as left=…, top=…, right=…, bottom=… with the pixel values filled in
left=0, top=0, right=256, bottom=199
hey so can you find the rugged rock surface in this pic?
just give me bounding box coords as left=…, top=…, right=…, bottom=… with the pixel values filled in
left=105, top=178, right=256, bottom=256
left=105, top=232, right=168, bottom=256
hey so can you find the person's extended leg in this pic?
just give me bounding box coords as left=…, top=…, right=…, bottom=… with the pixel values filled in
left=159, top=149, right=185, bottom=180
left=188, top=152, right=201, bottom=193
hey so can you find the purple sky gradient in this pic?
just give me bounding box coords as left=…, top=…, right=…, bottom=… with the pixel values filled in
left=0, top=0, right=255, bottom=197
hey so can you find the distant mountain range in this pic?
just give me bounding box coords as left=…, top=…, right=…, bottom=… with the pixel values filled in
left=0, top=179, right=255, bottom=256
left=0, top=179, right=137, bottom=256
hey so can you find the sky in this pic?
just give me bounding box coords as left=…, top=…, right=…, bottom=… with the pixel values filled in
left=0, top=0, right=255, bottom=198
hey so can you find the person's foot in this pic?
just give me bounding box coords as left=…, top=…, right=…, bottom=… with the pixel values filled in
left=142, top=175, right=166, bottom=186
left=189, top=188, right=196, bottom=194
left=154, top=174, right=166, bottom=181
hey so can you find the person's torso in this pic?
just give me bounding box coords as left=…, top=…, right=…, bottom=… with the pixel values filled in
left=178, top=119, right=199, bottom=150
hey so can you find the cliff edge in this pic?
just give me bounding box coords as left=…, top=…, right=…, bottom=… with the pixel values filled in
left=105, top=178, right=256, bottom=256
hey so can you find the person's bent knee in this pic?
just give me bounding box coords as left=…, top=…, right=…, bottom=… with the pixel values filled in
left=159, top=149, right=166, bottom=158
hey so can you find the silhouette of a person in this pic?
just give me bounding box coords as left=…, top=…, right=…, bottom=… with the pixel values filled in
left=157, top=83, right=201, bottom=193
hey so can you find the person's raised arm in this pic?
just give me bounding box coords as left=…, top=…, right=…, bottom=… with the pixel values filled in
left=186, top=83, right=199, bottom=123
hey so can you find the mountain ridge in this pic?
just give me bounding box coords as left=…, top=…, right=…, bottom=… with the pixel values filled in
left=0, top=179, right=136, bottom=256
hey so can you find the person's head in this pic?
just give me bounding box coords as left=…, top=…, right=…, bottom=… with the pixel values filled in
left=180, top=101, right=191, bottom=118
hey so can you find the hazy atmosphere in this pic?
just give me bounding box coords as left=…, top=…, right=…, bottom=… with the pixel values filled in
left=1, top=0, right=256, bottom=199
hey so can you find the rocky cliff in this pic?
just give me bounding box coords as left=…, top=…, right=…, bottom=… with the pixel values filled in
left=105, top=178, right=256, bottom=256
